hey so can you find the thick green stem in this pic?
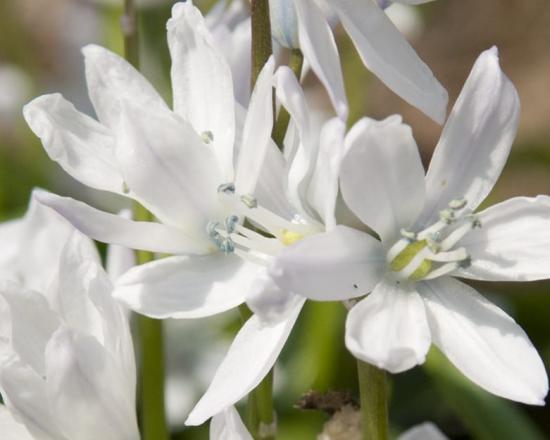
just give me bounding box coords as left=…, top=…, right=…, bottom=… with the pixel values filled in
left=357, top=360, right=389, bottom=440
left=272, top=49, right=304, bottom=150
left=245, top=3, right=276, bottom=438
left=251, top=0, right=273, bottom=86
left=121, top=2, right=167, bottom=437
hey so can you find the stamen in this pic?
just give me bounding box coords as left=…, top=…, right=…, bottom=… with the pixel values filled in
left=426, top=247, right=468, bottom=263
left=449, top=198, right=467, bottom=210
left=440, top=217, right=479, bottom=251
left=241, top=194, right=258, bottom=209
left=386, top=238, right=410, bottom=262
left=122, top=181, right=130, bottom=194
left=400, top=228, right=417, bottom=241
left=218, top=183, right=235, bottom=194
left=234, top=248, right=271, bottom=266
left=421, top=262, right=460, bottom=280
left=225, top=215, right=239, bottom=234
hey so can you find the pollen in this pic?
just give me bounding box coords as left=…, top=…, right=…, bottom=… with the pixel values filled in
left=281, top=229, right=304, bottom=246
left=390, top=240, right=432, bottom=280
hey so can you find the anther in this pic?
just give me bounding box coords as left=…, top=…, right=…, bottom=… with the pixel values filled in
left=220, top=238, right=235, bottom=254
left=122, top=182, right=130, bottom=194
left=201, top=130, right=214, bottom=144
left=206, top=220, right=220, bottom=237
left=240, top=194, right=258, bottom=208
left=218, top=183, right=235, bottom=194
left=449, top=198, right=467, bottom=210
left=439, top=208, right=455, bottom=224
left=400, top=228, right=417, bottom=241
left=225, top=215, right=239, bottom=234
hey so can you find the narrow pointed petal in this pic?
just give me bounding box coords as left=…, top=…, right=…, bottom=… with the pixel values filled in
left=331, top=0, right=447, bottom=123
left=116, top=102, right=223, bottom=233
left=0, top=358, right=61, bottom=440
left=294, top=0, right=348, bottom=119
left=419, top=47, right=520, bottom=225
left=308, top=117, right=346, bottom=229
left=340, top=116, right=426, bottom=243
left=34, top=192, right=212, bottom=255
left=235, top=56, right=275, bottom=195
left=0, top=405, right=34, bottom=440
left=23, top=94, right=125, bottom=194
left=82, top=44, right=168, bottom=129
left=115, top=254, right=259, bottom=319
left=210, top=407, right=253, bottom=440
left=168, top=2, right=235, bottom=180
left=0, top=219, right=21, bottom=280
left=346, top=280, right=431, bottom=373
left=420, top=277, right=548, bottom=405
left=45, top=327, right=140, bottom=440
left=398, top=423, right=448, bottom=440
left=270, top=226, right=385, bottom=301
left=456, top=196, right=550, bottom=281
left=185, top=301, right=304, bottom=426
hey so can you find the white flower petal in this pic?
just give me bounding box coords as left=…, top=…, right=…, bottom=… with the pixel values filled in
left=116, top=102, right=223, bottom=233
left=0, top=218, right=22, bottom=281
left=308, top=117, right=346, bottom=229
left=419, top=47, right=520, bottom=225
left=210, top=406, right=253, bottom=440
left=23, top=94, right=125, bottom=194
left=235, top=56, right=275, bottom=195
left=294, top=0, right=348, bottom=119
left=0, top=405, right=34, bottom=440
left=114, top=254, right=259, bottom=319
left=331, top=0, right=447, bottom=123
left=345, top=280, right=431, bottom=373
left=17, top=192, right=75, bottom=292
left=0, top=281, right=59, bottom=376
left=398, top=422, right=448, bottom=440
left=456, top=196, right=550, bottom=281
left=270, top=226, right=385, bottom=301
left=185, top=301, right=304, bottom=426
left=269, top=0, right=299, bottom=49
left=420, top=277, right=548, bottom=405
left=82, top=44, right=168, bottom=129
left=45, top=327, right=140, bottom=440
left=340, top=116, right=426, bottom=243
left=34, top=192, right=212, bottom=255
left=106, top=211, right=136, bottom=281
left=246, top=267, right=304, bottom=325
left=0, top=358, right=61, bottom=440
left=168, top=2, right=235, bottom=181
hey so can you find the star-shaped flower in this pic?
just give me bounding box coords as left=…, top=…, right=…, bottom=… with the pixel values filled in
left=269, top=47, right=549, bottom=405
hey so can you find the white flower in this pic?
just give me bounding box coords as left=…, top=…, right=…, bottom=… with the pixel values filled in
left=209, top=406, right=253, bottom=440
left=269, top=47, right=549, bottom=405
left=0, top=195, right=139, bottom=440
left=25, top=1, right=277, bottom=320
left=269, top=0, right=448, bottom=123
left=398, top=422, right=448, bottom=440
left=185, top=66, right=347, bottom=426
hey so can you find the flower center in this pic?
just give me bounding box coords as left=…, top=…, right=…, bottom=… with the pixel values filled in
left=387, top=198, right=480, bottom=281
left=205, top=183, right=311, bottom=265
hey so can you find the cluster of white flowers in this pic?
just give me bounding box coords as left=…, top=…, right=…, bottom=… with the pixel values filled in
left=2, top=0, right=548, bottom=438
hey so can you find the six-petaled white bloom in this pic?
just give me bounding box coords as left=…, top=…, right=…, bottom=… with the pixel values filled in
left=269, top=0, right=448, bottom=122
left=269, top=47, right=549, bottom=405
left=0, top=193, right=139, bottom=440
left=25, top=1, right=279, bottom=320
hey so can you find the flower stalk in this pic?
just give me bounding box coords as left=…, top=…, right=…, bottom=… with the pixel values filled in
left=357, top=360, right=389, bottom=440
left=121, top=1, right=167, bottom=438
left=251, top=0, right=273, bottom=86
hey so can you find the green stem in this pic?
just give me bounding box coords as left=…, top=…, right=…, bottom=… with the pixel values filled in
left=122, top=0, right=139, bottom=68
left=251, top=0, right=273, bottom=86
left=272, top=49, right=304, bottom=150
left=121, top=2, right=167, bottom=437
left=357, top=360, right=389, bottom=440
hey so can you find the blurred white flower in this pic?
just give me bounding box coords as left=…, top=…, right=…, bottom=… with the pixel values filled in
left=0, top=193, right=139, bottom=440
left=210, top=406, right=253, bottom=440
left=0, top=64, right=32, bottom=128
left=399, top=422, right=449, bottom=440
left=269, top=47, right=550, bottom=405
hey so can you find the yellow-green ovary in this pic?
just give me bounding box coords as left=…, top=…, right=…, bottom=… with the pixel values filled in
left=390, top=240, right=432, bottom=280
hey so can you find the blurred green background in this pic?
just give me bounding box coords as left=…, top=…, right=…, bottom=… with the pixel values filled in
left=0, top=0, right=549, bottom=438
